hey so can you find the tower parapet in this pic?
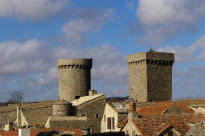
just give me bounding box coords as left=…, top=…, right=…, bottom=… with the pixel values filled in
left=127, top=50, right=174, bottom=102
left=58, top=58, right=92, bottom=102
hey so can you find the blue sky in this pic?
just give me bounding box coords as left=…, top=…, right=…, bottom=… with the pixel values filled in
left=0, top=0, right=205, bottom=102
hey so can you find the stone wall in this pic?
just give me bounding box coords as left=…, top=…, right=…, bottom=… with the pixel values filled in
left=76, top=95, right=106, bottom=133
left=0, top=111, right=16, bottom=127
left=127, top=59, right=147, bottom=102
left=46, top=116, right=88, bottom=129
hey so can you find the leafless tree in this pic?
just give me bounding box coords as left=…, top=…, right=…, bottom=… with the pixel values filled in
left=7, top=90, right=24, bottom=103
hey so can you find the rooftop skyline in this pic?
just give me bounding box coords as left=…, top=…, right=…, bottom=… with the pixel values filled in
left=0, top=0, right=205, bottom=102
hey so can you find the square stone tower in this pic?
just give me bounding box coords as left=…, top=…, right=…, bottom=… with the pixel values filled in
left=127, top=50, right=175, bottom=102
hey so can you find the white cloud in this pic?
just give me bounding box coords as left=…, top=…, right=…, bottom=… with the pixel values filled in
left=0, top=0, right=67, bottom=20
left=136, top=0, right=205, bottom=44
left=156, top=35, right=205, bottom=62
left=28, top=67, right=58, bottom=87
left=54, top=44, right=128, bottom=83
left=0, top=40, right=52, bottom=75
left=30, top=44, right=128, bottom=97
left=0, top=39, right=128, bottom=101
left=62, top=9, right=114, bottom=45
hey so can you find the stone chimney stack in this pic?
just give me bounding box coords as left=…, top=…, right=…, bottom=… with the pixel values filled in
left=18, top=128, right=30, bottom=136
left=128, top=101, right=138, bottom=123
left=3, top=122, right=14, bottom=131
left=89, top=90, right=97, bottom=96
left=17, top=106, right=21, bottom=128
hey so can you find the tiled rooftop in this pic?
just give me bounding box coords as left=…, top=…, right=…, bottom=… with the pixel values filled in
left=134, top=115, right=192, bottom=136
left=0, top=128, right=83, bottom=136
left=118, top=99, right=205, bottom=136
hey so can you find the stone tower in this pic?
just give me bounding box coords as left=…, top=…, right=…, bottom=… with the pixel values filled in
left=127, top=50, right=175, bottom=102
left=57, top=58, right=92, bottom=102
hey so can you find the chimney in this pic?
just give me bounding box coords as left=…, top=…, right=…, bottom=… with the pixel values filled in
left=3, top=121, right=14, bottom=131
left=18, top=128, right=30, bottom=136
left=89, top=90, right=97, bottom=96
left=17, top=106, right=21, bottom=128
left=128, top=101, right=138, bottom=123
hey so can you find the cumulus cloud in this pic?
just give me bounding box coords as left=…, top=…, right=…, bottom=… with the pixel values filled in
left=51, top=44, right=129, bottom=95
left=136, top=0, right=205, bottom=44
left=0, top=0, right=67, bottom=20
left=0, top=40, right=53, bottom=76
left=155, top=35, right=205, bottom=99
left=53, top=44, right=128, bottom=82
left=62, top=8, right=114, bottom=45
left=30, top=44, right=128, bottom=99
left=157, top=35, right=205, bottom=62
left=0, top=39, right=128, bottom=101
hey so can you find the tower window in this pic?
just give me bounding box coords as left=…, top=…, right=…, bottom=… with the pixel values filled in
left=96, top=113, right=99, bottom=118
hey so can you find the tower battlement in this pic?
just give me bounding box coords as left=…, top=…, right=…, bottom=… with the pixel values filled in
left=58, top=59, right=92, bottom=68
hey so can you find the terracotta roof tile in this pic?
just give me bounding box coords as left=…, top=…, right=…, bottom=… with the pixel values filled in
left=0, top=128, right=83, bottom=136
left=134, top=115, right=191, bottom=136
left=30, top=128, right=83, bottom=136
left=137, top=102, right=174, bottom=116
left=119, top=114, right=205, bottom=136
left=118, top=118, right=128, bottom=128
left=157, top=123, right=172, bottom=135
left=0, top=131, right=17, bottom=136
left=137, top=100, right=196, bottom=116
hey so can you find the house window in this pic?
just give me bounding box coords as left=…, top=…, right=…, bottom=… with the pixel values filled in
left=104, top=115, right=106, bottom=122
left=107, top=118, right=111, bottom=129
left=107, top=117, right=115, bottom=130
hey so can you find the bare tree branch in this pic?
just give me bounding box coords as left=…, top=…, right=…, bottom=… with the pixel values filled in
left=7, top=90, right=24, bottom=103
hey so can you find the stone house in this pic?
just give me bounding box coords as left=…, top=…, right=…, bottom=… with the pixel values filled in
left=0, top=92, right=105, bottom=133
left=45, top=93, right=106, bottom=133
left=101, top=102, right=128, bottom=132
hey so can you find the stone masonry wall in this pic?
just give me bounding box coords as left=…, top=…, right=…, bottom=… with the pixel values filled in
left=75, top=95, right=106, bottom=133
left=128, top=60, right=147, bottom=102
left=0, top=111, right=16, bottom=127
left=147, top=60, right=173, bottom=101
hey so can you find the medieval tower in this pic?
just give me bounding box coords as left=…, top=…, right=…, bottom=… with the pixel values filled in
left=57, top=58, right=92, bottom=102
left=127, top=50, right=175, bottom=102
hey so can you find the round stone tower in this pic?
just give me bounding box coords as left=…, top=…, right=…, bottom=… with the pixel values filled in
left=57, top=58, right=92, bottom=102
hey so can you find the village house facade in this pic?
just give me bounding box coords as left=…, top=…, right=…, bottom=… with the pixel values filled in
left=101, top=102, right=128, bottom=132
